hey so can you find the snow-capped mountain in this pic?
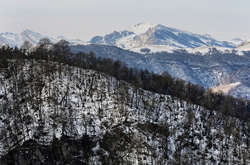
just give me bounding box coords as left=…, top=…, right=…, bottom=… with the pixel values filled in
left=0, top=29, right=85, bottom=47
left=0, top=30, right=53, bottom=47
left=21, top=29, right=56, bottom=45
left=89, top=22, right=237, bottom=53
left=0, top=32, right=22, bottom=47
left=1, top=24, right=249, bottom=54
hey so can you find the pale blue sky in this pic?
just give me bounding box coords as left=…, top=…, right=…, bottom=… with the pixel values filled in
left=1, top=0, right=250, bottom=40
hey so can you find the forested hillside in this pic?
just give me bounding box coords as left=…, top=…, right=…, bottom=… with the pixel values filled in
left=71, top=44, right=250, bottom=100
left=1, top=43, right=250, bottom=121
left=0, top=42, right=249, bottom=164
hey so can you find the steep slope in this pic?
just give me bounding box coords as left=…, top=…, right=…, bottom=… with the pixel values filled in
left=0, top=59, right=249, bottom=164
left=89, top=23, right=236, bottom=53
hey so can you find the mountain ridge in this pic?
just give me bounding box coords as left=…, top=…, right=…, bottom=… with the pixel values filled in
left=89, top=22, right=241, bottom=53
left=1, top=23, right=249, bottom=54
left=0, top=29, right=85, bottom=47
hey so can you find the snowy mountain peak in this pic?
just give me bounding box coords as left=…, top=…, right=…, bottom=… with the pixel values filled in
left=20, top=29, right=47, bottom=45
left=129, top=22, right=157, bottom=34
left=89, top=22, right=237, bottom=53
left=0, top=32, right=19, bottom=41
left=20, top=29, right=46, bottom=39
left=0, top=29, right=85, bottom=47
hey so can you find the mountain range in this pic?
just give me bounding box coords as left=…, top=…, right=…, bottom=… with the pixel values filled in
left=90, top=22, right=241, bottom=53
left=1, top=23, right=250, bottom=54
left=1, top=23, right=250, bottom=99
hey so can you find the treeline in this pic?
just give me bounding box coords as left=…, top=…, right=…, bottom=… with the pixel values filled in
left=0, top=40, right=250, bottom=121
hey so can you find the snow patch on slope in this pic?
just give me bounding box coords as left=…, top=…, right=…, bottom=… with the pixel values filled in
left=129, top=22, right=157, bottom=35
left=212, top=82, right=241, bottom=94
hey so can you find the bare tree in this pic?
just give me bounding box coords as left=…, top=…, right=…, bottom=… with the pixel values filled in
left=53, top=40, right=70, bottom=56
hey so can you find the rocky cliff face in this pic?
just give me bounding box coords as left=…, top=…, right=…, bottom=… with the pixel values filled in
left=0, top=59, right=249, bottom=164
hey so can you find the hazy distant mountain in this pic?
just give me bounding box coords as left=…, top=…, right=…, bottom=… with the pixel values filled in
left=0, top=29, right=85, bottom=47
left=0, top=32, right=22, bottom=47
left=230, top=38, right=246, bottom=46
left=0, top=30, right=53, bottom=47
left=89, top=22, right=237, bottom=53
left=1, top=24, right=249, bottom=54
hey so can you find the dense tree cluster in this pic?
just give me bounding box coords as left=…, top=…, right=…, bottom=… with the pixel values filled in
left=0, top=39, right=250, bottom=121
left=1, top=136, right=95, bottom=165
